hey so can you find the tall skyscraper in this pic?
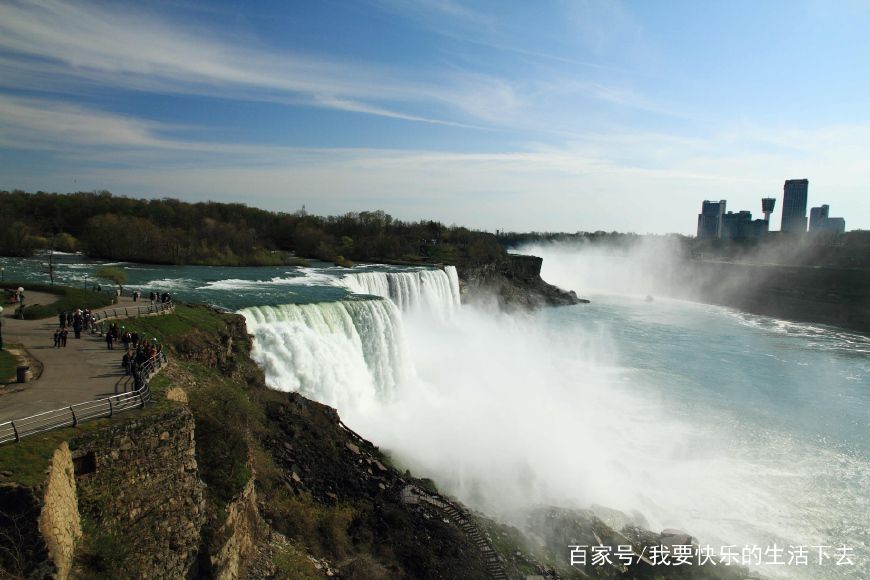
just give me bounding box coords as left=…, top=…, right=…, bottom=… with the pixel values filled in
left=781, top=179, right=809, bottom=233
left=697, top=200, right=726, bottom=239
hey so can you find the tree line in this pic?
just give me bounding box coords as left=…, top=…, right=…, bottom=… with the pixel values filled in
left=0, top=190, right=505, bottom=267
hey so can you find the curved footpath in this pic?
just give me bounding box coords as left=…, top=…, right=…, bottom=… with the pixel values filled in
left=0, top=293, right=153, bottom=421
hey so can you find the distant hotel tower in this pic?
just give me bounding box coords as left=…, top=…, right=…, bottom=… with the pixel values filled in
left=780, top=179, right=809, bottom=233
left=761, top=197, right=776, bottom=222
left=809, top=204, right=846, bottom=234
left=697, top=200, right=726, bottom=239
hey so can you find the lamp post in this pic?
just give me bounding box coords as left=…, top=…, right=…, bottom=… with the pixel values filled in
left=0, top=305, right=4, bottom=350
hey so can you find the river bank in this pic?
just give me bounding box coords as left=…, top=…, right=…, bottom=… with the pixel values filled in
left=690, top=260, right=870, bottom=335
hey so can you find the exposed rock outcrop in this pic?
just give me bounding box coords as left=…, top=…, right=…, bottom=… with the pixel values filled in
left=211, top=478, right=264, bottom=580
left=458, top=255, right=588, bottom=310
left=38, top=442, right=81, bottom=580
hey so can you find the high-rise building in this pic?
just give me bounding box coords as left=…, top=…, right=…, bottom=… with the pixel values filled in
left=697, top=200, right=726, bottom=239
left=809, top=204, right=846, bottom=234
left=722, top=210, right=768, bottom=240
left=809, top=205, right=829, bottom=230
left=781, top=179, right=809, bottom=233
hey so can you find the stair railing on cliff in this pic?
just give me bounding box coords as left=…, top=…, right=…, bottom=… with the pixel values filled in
left=0, top=354, right=168, bottom=446
left=401, top=484, right=510, bottom=580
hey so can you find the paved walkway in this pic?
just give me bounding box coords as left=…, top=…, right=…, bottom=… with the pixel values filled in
left=0, top=293, right=148, bottom=422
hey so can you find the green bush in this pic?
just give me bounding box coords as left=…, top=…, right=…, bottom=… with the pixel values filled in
left=94, top=265, right=127, bottom=289
left=272, top=543, right=322, bottom=579
left=0, top=350, right=16, bottom=382
left=187, top=381, right=256, bottom=503
left=76, top=524, right=132, bottom=579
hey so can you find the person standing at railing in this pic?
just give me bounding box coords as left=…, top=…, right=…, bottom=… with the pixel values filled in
left=133, top=363, right=144, bottom=391
left=122, top=350, right=133, bottom=375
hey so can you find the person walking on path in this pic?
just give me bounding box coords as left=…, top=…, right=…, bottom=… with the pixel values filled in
left=61, top=328, right=68, bottom=347
left=53, top=329, right=61, bottom=348
left=58, top=312, right=65, bottom=328
left=105, top=331, right=114, bottom=350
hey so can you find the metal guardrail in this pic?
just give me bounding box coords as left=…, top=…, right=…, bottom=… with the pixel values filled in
left=0, top=352, right=167, bottom=445
left=91, top=300, right=175, bottom=323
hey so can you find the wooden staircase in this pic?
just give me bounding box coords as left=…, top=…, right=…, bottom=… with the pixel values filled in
left=402, top=485, right=509, bottom=580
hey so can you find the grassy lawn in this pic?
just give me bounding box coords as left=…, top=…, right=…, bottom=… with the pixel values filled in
left=1, top=281, right=113, bottom=320
left=0, top=419, right=114, bottom=486
left=0, top=349, right=17, bottom=382
left=117, top=304, right=227, bottom=341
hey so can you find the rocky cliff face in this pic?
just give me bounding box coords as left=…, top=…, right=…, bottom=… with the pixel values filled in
left=692, top=261, right=870, bottom=334
left=458, top=254, right=587, bottom=310
left=0, top=407, right=207, bottom=580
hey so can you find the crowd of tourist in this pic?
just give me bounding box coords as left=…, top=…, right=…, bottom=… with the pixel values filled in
left=44, top=288, right=168, bottom=391
left=53, top=308, right=97, bottom=347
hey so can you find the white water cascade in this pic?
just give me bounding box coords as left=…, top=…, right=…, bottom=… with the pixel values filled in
left=241, top=297, right=414, bottom=410
left=340, top=266, right=461, bottom=319
left=238, top=257, right=868, bottom=580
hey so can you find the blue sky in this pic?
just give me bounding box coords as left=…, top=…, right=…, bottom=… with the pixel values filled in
left=1, top=0, right=868, bottom=233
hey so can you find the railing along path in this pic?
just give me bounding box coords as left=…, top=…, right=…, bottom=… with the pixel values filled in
left=0, top=300, right=175, bottom=445
left=0, top=352, right=166, bottom=445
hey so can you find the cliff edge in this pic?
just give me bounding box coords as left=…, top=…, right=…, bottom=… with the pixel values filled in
left=458, top=254, right=588, bottom=310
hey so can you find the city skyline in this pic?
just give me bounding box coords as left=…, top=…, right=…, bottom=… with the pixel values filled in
left=696, top=177, right=850, bottom=239
left=1, top=1, right=869, bottom=234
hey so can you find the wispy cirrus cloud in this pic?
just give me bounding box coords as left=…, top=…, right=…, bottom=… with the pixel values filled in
left=0, top=0, right=491, bottom=126
left=0, top=0, right=673, bottom=131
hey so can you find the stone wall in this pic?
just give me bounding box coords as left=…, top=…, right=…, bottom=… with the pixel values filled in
left=38, top=442, right=81, bottom=580
left=70, top=405, right=206, bottom=579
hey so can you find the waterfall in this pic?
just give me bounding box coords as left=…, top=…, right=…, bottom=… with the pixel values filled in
left=241, top=297, right=414, bottom=409
left=340, top=266, right=461, bottom=319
